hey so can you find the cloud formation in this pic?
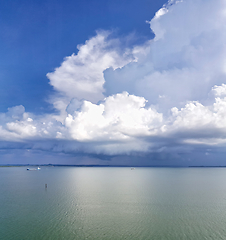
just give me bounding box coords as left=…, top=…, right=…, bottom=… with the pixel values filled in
left=46, top=31, right=132, bottom=118
left=1, top=0, right=226, bottom=165
left=104, top=0, right=226, bottom=111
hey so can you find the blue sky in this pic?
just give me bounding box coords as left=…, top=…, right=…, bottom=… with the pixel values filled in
left=1, top=0, right=226, bottom=166
left=0, top=0, right=165, bottom=113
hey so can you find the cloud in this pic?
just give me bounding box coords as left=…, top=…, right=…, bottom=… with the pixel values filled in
left=104, top=0, right=226, bottom=111
left=211, top=84, right=226, bottom=97
left=1, top=0, right=226, bottom=165
left=46, top=31, right=133, bottom=119
left=1, top=85, right=226, bottom=158
left=65, top=92, right=162, bottom=141
left=63, top=92, right=163, bottom=155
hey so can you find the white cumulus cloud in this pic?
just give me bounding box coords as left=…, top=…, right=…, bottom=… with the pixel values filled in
left=46, top=31, right=133, bottom=119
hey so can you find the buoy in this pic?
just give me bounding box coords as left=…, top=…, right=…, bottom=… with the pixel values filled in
left=45, top=184, right=47, bottom=188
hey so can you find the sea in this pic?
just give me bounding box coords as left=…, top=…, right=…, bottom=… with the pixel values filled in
left=1, top=166, right=226, bottom=240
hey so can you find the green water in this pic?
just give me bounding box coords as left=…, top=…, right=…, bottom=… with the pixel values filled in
left=1, top=167, right=226, bottom=240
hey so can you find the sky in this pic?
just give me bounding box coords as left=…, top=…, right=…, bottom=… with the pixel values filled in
left=1, top=0, right=226, bottom=166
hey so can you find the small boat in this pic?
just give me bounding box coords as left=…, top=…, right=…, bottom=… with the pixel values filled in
left=27, top=167, right=41, bottom=171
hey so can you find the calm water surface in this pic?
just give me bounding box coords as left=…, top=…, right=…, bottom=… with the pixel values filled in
left=1, top=167, right=226, bottom=240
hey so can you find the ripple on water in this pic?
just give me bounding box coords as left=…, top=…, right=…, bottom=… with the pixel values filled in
left=1, top=167, right=226, bottom=240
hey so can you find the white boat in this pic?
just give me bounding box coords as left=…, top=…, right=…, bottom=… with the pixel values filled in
left=27, top=167, right=41, bottom=171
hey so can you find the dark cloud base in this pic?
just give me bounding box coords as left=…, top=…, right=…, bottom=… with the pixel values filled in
left=1, top=142, right=226, bottom=167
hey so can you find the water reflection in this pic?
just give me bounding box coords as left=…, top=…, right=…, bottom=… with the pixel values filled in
left=1, top=167, right=226, bottom=239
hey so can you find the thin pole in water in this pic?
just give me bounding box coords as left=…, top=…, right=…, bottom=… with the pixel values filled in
left=45, top=184, right=47, bottom=188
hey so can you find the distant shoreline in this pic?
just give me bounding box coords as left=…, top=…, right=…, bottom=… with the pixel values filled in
left=1, top=164, right=226, bottom=168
